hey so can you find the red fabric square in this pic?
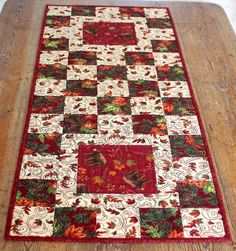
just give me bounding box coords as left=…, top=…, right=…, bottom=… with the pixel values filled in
left=119, top=7, right=145, bottom=17
left=83, top=22, right=138, bottom=45
left=53, top=207, right=100, bottom=238
left=77, top=144, right=157, bottom=194
left=15, top=179, right=56, bottom=207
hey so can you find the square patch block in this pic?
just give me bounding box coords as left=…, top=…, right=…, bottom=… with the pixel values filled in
left=97, top=115, right=133, bottom=137
left=83, top=22, right=138, bottom=46
left=96, top=207, right=140, bottom=238
left=24, top=132, right=62, bottom=155
left=146, top=18, right=172, bottom=29
left=97, top=80, right=129, bottom=97
left=47, top=6, right=72, bottom=16
left=47, top=5, right=71, bottom=16
left=171, top=157, right=212, bottom=182
left=132, top=115, right=167, bottom=136
left=162, top=97, right=196, bottom=115
left=63, top=80, right=97, bottom=96
left=53, top=207, right=100, bottom=238
left=125, top=52, right=155, bottom=65
left=34, top=79, right=66, bottom=96
left=71, top=6, right=96, bottom=16
left=131, top=97, right=164, bottom=115
left=176, top=180, right=218, bottom=208
left=151, top=40, right=178, bottom=52
left=28, top=114, right=64, bottom=134
left=98, top=97, right=131, bottom=115
left=153, top=52, right=182, bottom=67
left=77, top=144, right=157, bottom=194
left=39, top=51, right=68, bottom=65
left=97, top=46, right=126, bottom=66
left=68, top=51, right=97, bottom=65
left=140, top=208, right=183, bottom=238
left=156, top=65, right=186, bottom=81
left=67, top=65, right=97, bottom=80
left=147, top=28, right=175, bottom=41
left=127, top=65, right=157, bottom=81
left=169, top=135, right=206, bottom=158
left=96, top=7, right=121, bottom=19
left=144, top=8, right=169, bottom=19
left=15, top=179, right=56, bottom=207
left=119, top=7, right=145, bottom=17
left=64, top=96, right=97, bottom=114
left=32, top=96, right=65, bottom=114
left=37, top=64, right=67, bottom=80
left=63, top=114, right=97, bottom=134
left=166, top=115, right=201, bottom=135
left=42, top=37, right=69, bottom=51
left=20, top=154, right=61, bottom=180
left=181, top=208, right=225, bottom=238
left=10, top=206, right=55, bottom=237
left=97, top=65, right=127, bottom=81
left=45, top=16, right=70, bottom=28
left=43, top=26, right=70, bottom=40
left=159, top=81, right=191, bottom=98
left=128, top=80, right=160, bottom=97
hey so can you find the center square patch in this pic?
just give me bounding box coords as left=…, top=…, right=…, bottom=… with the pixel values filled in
left=77, top=144, right=157, bottom=194
left=6, top=5, right=229, bottom=242
left=83, top=22, right=138, bottom=46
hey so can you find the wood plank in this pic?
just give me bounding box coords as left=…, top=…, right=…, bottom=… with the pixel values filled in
left=0, top=1, right=235, bottom=250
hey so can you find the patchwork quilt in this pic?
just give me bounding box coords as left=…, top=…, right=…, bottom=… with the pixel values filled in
left=5, top=5, right=230, bottom=242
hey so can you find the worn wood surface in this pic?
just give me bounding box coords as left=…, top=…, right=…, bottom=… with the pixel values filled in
left=0, top=1, right=235, bottom=250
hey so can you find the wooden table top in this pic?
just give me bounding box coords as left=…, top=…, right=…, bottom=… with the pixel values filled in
left=0, top=1, right=235, bottom=250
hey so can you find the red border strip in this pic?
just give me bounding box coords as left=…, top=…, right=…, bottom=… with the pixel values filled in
left=4, top=4, right=232, bottom=243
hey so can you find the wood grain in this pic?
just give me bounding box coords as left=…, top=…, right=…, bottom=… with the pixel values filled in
left=0, top=1, right=235, bottom=250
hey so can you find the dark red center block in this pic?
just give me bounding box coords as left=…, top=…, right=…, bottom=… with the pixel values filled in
left=77, top=144, right=157, bottom=194
left=83, top=22, right=138, bottom=45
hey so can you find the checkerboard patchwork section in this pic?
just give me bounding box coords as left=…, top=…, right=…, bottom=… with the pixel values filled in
left=6, top=5, right=228, bottom=242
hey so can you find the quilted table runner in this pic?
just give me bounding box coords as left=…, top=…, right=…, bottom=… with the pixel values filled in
left=5, top=5, right=231, bottom=242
